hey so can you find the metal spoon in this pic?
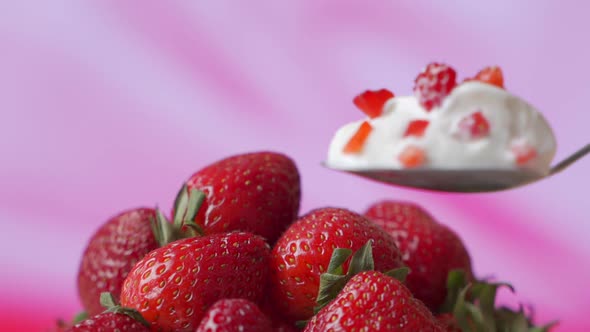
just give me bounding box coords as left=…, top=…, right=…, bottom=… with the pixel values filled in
left=324, top=143, right=590, bottom=193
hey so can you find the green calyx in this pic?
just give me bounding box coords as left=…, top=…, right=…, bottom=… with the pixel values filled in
left=296, top=241, right=409, bottom=329
left=440, top=270, right=558, bottom=332
left=100, top=292, right=151, bottom=328
left=72, top=311, right=88, bottom=324
left=55, top=311, right=87, bottom=328
left=150, top=184, right=206, bottom=247
left=314, top=240, right=410, bottom=314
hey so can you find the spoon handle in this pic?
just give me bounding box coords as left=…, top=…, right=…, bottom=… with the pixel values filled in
left=550, top=143, right=590, bottom=175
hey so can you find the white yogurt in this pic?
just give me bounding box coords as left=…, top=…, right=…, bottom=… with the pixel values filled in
left=326, top=82, right=556, bottom=175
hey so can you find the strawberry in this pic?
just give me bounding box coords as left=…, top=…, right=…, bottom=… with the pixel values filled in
left=343, top=121, right=373, bottom=154
left=174, top=151, right=300, bottom=244
left=304, top=271, right=444, bottom=332
left=364, top=201, right=473, bottom=312
left=414, top=62, right=457, bottom=111
left=63, top=312, right=149, bottom=332
left=195, top=298, right=273, bottom=332
left=511, top=142, right=537, bottom=165
left=77, top=208, right=158, bottom=316
left=260, top=296, right=300, bottom=332
left=473, top=66, right=504, bottom=88
left=454, top=111, right=491, bottom=140
left=353, top=89, right=394, bottom=118
left=269, top=207, right=404, bottom=322
left=403, top=119, right=430, bottom=138
left=120, top=231, right=270, bottom=331
left=398, top=145, right=426, bottom=168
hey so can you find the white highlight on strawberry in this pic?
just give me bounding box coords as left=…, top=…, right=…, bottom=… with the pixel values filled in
left=327, top=82, right=557, bottom=174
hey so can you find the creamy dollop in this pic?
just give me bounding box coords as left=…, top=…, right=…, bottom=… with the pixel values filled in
left=326, top=82, right=557, bottom=175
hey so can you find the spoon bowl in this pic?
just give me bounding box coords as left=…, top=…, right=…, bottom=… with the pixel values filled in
left=324, top=143, right=590, bottom=193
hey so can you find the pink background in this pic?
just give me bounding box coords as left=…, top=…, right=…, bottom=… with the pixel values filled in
left=1, top=1, right=589, bottom=331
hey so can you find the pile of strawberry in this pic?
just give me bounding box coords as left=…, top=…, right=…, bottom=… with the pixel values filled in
left=51, top=149, right=557, bottom=332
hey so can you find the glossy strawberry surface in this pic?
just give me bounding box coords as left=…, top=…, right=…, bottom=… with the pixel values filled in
left=64, top=312, right=149, bottom=332
left=179, top=151, right=300, bottom=244
left=270, top=207, right=404, bottom=322
left=120, top=232, right=270, bottom=331
left=304, top=271, right=444, bottom=332
left=195, top=298, right=273, bottom=332
left=364, top=201, right=473, bottom=311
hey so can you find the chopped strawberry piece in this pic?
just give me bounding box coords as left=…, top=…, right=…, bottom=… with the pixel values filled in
left=455, top=111, right=490, bottom=140
left=413, top=63, right=457, bottom=111
left=512, top=143, right=537, bottom=165
left=404, top=120, right=430, bottom=138
left=353, top=89, right=394, bottom=118
left=343, top=121, right=373, bottom=154
left=474, top=66, right=504, bottom=88
left=398, top=145, right=426, bottom=168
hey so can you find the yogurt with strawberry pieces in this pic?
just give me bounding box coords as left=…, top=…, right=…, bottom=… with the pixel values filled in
left=326, top=63, right=557, bottom=175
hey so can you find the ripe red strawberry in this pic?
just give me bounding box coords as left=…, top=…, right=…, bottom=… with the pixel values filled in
left=398, top=145, right=426, bottom=168
left=269, top=207, right=404, bottom=322
left=455, top=111, right=491, bottom=140
left=120, top=231, right=270, bottom=331
left=343, top=121, right=373, bottom=154
left=404, top=119, right=430, bottom=138
left=364, top=201, right=473, bottom=312
left=260, top=294, right=300, bottom=332
left=63, top=312, right=149, bottom=332
left=473, top=66, right=504, bottom=88
left=195, top=298, right=273, bottom=332
left=511, top=142, right=537, bottom=165
left=77, top=208, right=158, bottom=316
left=304, top=271, right=444, bottom=332
left=175, top=151, right=300, bottom=244
left=353, top=89, right=395, bottom=118
left=414, top=62, right=457, bottom=111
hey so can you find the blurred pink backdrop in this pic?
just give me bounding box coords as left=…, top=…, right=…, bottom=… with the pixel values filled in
left=1, top=1, right=588, bottom=331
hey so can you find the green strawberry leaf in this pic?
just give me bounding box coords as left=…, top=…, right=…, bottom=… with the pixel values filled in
left=326, top=248, right=352, bottom=275
left=100, top=292, right=151, bottom=328
left=347, top=241, right=374, bottom=275
left=314, top=240, right=378, bottom=314
left=384, top=267, right=410, bottom=283
left=172, top=185, right=206, bottom=232
left=315, top=273, right=348, bottom=314
left=151, top=186, right=206, bottom=247
left=440, top=269, right=469, bottom=314
left=172, top=184, right=190, bottom=227
left=441, top=270, right=558, bottom=332
left=184, top=189, right=205, bottom=227
left=151, top=208, right=177, bottom=247
left=72, top=311, right=88, bottom=324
